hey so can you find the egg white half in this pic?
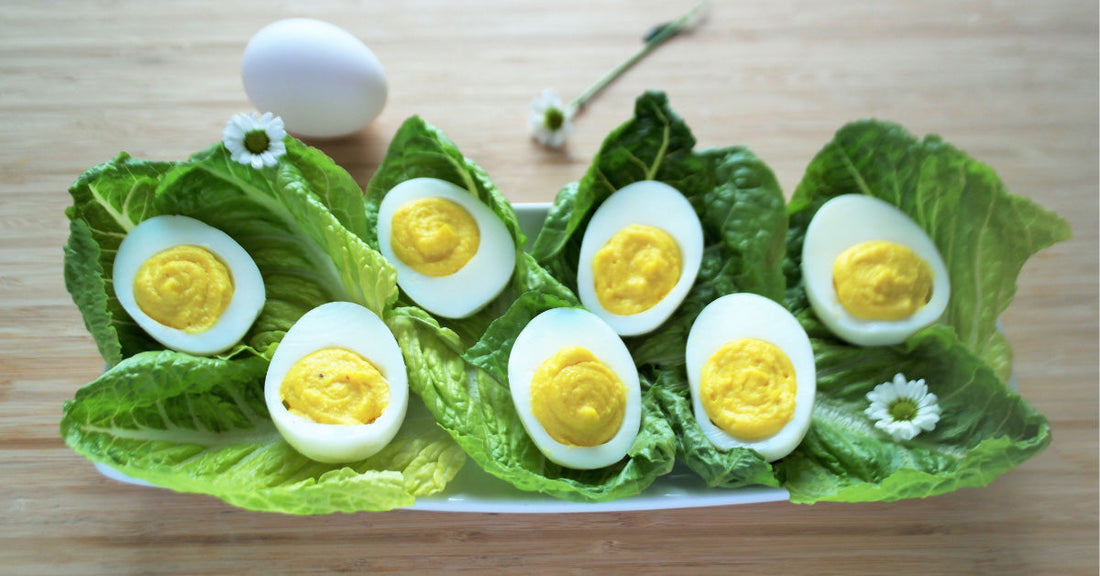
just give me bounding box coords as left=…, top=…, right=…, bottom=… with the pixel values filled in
left=508, top=307, right=642, bottom=470
left=801, top=194, right=950, bottom=347
left=112, top=215, right=265, bottom=356
left=376, top=177, right=516, bottom=319
left=576, top=180, right=704, bottom=336
left=264, top=301, right=409, bottom=463
left=685, top=293, right=816, bottom=462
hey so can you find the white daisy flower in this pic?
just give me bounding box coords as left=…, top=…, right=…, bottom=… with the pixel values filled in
left=528, top=89, right=573, bottom=149
left=223, top=112, right=288, bottom=169
left=864, top=373, right=942, bottom=442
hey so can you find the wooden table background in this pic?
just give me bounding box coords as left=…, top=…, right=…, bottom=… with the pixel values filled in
left=2, top=1, right=1096, bottom=574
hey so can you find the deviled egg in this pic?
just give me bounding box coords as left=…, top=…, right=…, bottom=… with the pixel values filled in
left=376, top=177, right=516, bottom=319
left=801, top=194, right=950, bottom=346
left=264, top=301, right=408, bottom=463
left=508, top=307, right=642, bottom=470
left=686, top=293, right=815, bottom=462
left=576, top=180, right=704, bottom=336
left=112, top=215, right=265, bottom=356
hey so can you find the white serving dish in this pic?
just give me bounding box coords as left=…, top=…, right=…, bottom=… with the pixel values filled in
left=94, top=202, right=790, bottom=513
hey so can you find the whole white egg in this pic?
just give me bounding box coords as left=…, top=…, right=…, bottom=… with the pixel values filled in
left=376, top=177, right=516, bottom=319
left=264, top=301, right=409, bottom=463
left=576, top=180, right=704, bottom=337
left=508, top=307, right=643, bottom=470
left=112, top=215, right=265, bottom=356
left=801, top=194, right=950, bottom=347
left=685, top=293, right=816, bottom=462
left=241, top=18, right=388, bottom=139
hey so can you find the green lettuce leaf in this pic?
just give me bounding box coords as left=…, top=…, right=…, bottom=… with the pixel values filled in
left=784, top=119, right=1073, bottom=380
left=364, top=116, right=575, bottom=344
left=157, top=140, right=397, bottom=352
left=60, top=350, right=465, bottom=514
left=281, top=139, right=372, bottom=243
left=530, top=91, right=787, bottom=367
left=776, top=326, right=1051, bottom=503
left=62, top=139, right=467, bottom=513
left=775, top=119, right=1069, bottom=503
left=63, top=138, right=397, bottom=364
left=649, top=368, right=779, bottom=489
left=64, top=154, right=175, bottom=365
left=388, top=293, right=677, bottom=503
left=529, top=91, right=789, bottom=488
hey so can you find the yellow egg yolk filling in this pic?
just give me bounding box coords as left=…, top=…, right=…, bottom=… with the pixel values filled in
left=390, top=197, right=479, bottom=277
left=702, top=338, right=796, bottom=440
left=530, top=346, right=626, bottom=447
left=592, top=224, right=681, bottom=315
left=832, top=240, right=933, bottom=321
left=133, top=244, right=234, bottom=334
left=280, top=348, right=390, bottom=426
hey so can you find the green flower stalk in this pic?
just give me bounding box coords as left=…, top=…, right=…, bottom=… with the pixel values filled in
left=528, top=1, right=709, bottom=148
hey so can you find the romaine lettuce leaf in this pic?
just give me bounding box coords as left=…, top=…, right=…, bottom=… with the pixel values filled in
left=776, top=326, right=1051, bottom=503
left=64, top=154, right=176, bottom=365
left=649, top=368, right=779, bottom=489
left=364, top=116, right=524, bottom=250
left=60, top=350, right=465, bottom=514
left=530, top=91, right=789, bottom=489
left=361, top=117, right=667, bottom=500
left=774, top=120, right=1070, bottom=503
left=156, top=140, right=397, bottom=352
left=281, top=139, right=373, bottom=243
left=388, top=293, right=677, bottom=503
left=784, top=119, right=1073, bottom=380
left=61, top=138, right=467, bottom=513
left=63, top=138, right=397, bottom=364
left=364, top=115, right=575, bottom=344
left=530, top=92, right=787, bottom=368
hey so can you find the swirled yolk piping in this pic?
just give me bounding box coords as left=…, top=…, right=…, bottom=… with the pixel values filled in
left=133, top=244, right=233, bottom=333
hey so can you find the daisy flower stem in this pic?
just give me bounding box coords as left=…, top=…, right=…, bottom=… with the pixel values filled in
left=528, top=1, right=707, bottom=149
left=566, top=1, right=709, bottom=118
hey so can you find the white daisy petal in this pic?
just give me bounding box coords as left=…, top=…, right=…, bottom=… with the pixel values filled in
left=224, top=139, right=246, bottom=157
left=223, top=123, right=245, bottom=141
left=913, top=414, right=939, bottom=432
left=267, top=139, right=287, bottom=156
left=266, top=121, right=287, bottom=142
left=864, top=406, right=890, bottom=422
left=892, top=422, right=920, bottom=441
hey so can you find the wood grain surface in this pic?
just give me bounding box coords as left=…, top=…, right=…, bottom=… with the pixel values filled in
left=1, top=1, right=1096, bottom=574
